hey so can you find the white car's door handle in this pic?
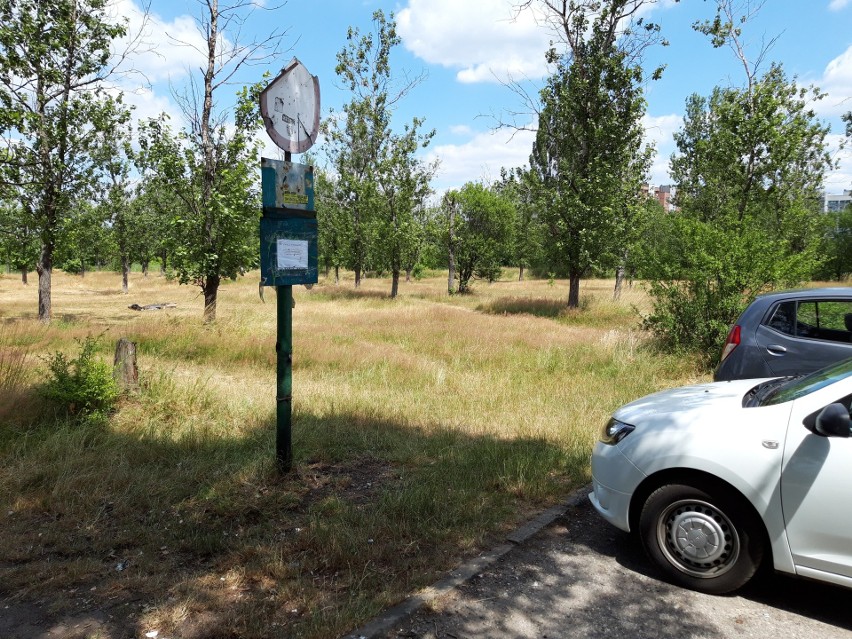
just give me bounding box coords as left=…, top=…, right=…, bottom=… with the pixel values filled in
left=767, top=344, right=787, bottom=355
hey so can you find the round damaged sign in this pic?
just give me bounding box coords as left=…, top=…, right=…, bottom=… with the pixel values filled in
left=260, top=58, right=321, bottom=154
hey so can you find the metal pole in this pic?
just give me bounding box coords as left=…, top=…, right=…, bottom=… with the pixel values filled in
left=276, top=284, right=293, bottom=472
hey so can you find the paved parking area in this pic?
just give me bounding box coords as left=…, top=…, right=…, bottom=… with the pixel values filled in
left=379, top=498, right=852, bottom=639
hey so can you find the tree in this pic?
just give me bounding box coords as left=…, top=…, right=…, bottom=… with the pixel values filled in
left=644, top=1, right=835, bottom=358
left=374, top=119, right=436, bottom=298
left=495, top=168, right=541, bottom=282
left=442, top=182, right=514, bottom=294
left=137, top=102, right=260, bottom=322
left=92, top=104, right=135, bottom=291
left=136, top=0, right=284, bottom=322
left=323, top=10, right=428, bottom=291
left=526, top=0, right=656, bottom=308
left=0, top=198, right=39, bottom=283
left=0, top=0, right=133, bottom=321
left=131, top=177, right=180, bottom=275
left=55, top=200, right=113, bottom=275
left=817, top=205, right=852, bottom=281
left=315, top=167, right=347, bottom=283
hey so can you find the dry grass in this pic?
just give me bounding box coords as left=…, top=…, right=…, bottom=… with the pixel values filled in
left=0, top=268, right=704, bottom=638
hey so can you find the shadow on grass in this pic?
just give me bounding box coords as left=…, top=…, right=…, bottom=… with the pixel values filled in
left=305, top=286, right=390, bottom=302
left=478, top=296, right=568, bottom=318
left=0, top=407, right=585, bottom=639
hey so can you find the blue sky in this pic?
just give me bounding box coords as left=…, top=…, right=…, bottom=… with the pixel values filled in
left=119, top=0, right=852, bottom=194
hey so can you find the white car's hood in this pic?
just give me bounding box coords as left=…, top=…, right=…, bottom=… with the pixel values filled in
left=613, top=378, right=771, bottom=426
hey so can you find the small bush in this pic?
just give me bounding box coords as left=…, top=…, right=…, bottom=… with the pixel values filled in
left=42, top=336, right=119, bottom=416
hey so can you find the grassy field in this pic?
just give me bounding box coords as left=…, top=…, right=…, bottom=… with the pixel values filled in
left=0, top=269, right=705, bottom=638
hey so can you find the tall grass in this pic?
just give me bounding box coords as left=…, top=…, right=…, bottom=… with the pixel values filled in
left=0, top=268, right=703, bottom=638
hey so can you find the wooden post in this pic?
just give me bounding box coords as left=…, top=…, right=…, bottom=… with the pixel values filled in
left=113, top=338, right=139, bottom=392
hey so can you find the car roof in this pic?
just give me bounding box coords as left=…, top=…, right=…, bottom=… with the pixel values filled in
left=754, top=287, right=852, bottom=303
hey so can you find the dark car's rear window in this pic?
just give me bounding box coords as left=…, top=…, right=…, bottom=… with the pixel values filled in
left=766, top=300, right=852, bottom=343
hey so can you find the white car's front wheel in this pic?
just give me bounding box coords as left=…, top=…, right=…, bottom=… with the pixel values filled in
left=639, top=483, right=765, bottom=594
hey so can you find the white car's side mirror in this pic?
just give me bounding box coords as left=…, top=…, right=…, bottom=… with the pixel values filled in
left=814, top=403, right=852, bottom=438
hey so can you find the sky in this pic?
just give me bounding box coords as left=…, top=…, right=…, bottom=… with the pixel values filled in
left=114, top=0, right=852, bottom=195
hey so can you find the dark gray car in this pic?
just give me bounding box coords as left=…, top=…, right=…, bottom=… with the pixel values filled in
left=714, top=287, right=852, bottom=381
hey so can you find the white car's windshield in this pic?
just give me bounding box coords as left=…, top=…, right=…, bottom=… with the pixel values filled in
left=762, top=357, right=852, bottom=406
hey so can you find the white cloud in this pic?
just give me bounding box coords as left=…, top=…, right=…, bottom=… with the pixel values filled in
left=428, top=113, right=684, bottom=191
left=829, top=0, right=851, bottom=11
left=825, top=133, right=852, bottom=193
left=449, top=124, right=474, bottom=136
left=112, top=83, right=175, bottom=126
left=397, top=0, right=553, bottom=84
left=108, top=0, right=209, bottom=85
left=643, top=113, right=681, bottom=150
left=426, top=125, right=536, bottom=191
left=815, top=44, right=852, bottom=116
left=643, top=113, right=682, bottom=185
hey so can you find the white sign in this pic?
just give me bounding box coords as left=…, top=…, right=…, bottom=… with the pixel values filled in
left=276, top=239, right=308, bottom=270
left=260, top=58, right=321, bottom=154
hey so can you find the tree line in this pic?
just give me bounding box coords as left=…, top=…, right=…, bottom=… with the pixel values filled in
left=2, top=0, right=851, bottom=361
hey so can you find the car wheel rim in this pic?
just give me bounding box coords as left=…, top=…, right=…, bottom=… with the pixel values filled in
left=656, top=499, right=740, bottom=579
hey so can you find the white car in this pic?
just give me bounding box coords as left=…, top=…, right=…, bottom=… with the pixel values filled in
left=590, top=358, right=852, bottom=594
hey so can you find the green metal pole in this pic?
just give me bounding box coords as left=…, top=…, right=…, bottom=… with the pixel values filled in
left=276, top=284, right=293, bottom=472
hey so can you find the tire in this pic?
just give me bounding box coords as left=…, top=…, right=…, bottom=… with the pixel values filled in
left=638, top=483, right=764, bottom=594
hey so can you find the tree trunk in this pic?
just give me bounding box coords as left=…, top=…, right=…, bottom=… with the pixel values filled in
left=142, top=259, right=149, bottom=277
left=391, top=269, right=400, bottom=298
left=613, top=264, right=625, bottom=301
left=160, top=249, right=167, bottom=273
left=113, top=337, right=139, bottom=393
left=448, top=202, right=456, bottom=295
left=36, top=243, right=53, bottom=323
left=121, top=254, right=130, bottom=294
left=405, top=268, right=412, bottom=282
left=518, top=265, right=525, bottom=282
left=203, top=274, right=220, bottom=323
left=568, top=272, right=581, bottom=309
left=21, top=268, right=27, bottom=285
left=354, top=266, right=362, bottom=288
left=334, top=265, right=339, bottom=284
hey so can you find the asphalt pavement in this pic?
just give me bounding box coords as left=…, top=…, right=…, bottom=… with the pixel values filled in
left=358, top=494, right=852, bottom=639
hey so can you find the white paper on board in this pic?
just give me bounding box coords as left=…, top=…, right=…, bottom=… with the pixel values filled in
left=277, top=239, right=308, bottom=270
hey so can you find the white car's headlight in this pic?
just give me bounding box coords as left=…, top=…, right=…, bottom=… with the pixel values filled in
left=601, top=417, right=635, bottom=445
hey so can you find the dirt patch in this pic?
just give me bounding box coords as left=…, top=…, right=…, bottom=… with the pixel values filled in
left=299, top=458, right=398, bottom=506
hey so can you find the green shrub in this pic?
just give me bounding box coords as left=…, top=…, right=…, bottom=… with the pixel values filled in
left=42, top=336, right=119, bottom=415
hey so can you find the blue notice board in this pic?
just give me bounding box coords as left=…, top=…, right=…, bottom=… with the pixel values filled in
left=259, top=157, right=318, bottom=286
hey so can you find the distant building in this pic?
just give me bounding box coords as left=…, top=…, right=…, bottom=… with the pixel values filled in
left=655, top=185, right=675, bottom=212
left=640, top=183, right=677, bottom=212
left=824, top=191, right=852, bottom=213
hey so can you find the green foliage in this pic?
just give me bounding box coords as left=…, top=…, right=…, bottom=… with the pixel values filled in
left=443, top=183, right=515, bottom=293
left=322, top=10, right=434, bottom=294
left=55, top=201, right=114, bottom=274
left=528, top=0, right=654, bottom=307
left=817, top=206, right=852, bottom=281
left=494, top=168, right=543, bottom=278
left=41, top=336, right=118, bottom=416
left=0, top=0, right=130, bottom=320
left=0, top=200, right=39, bottom=275
left=133, top=1, right=281, bottom=322
left=645, top=24, right=834, bottom=359
left=136, top=95, right=262, bottom=321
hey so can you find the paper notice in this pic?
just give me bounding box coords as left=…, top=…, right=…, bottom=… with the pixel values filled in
left=277, top=239, right=308, bottom=270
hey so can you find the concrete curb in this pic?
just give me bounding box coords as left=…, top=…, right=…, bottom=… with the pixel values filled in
left=340, top=483, right=593, bottom=639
